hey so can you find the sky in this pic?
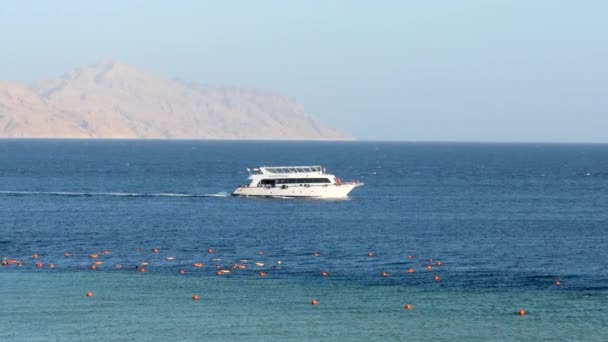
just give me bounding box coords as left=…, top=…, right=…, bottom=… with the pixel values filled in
left=1, top=1, right=607, bottom=142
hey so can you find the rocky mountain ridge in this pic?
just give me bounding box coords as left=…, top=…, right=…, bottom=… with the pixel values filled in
left=0, top=62, right=348, bottom=140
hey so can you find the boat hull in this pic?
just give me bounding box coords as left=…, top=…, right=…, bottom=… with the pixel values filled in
left=232, top=183, right=362, bottom=199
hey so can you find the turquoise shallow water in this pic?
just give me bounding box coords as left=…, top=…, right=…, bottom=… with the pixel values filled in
left=2, top=271, right=607, bottom=341
left=1, top=140, right=608, bottom=340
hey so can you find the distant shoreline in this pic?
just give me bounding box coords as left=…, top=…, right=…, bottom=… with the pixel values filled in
left=0, top=137, right=606, bottom=145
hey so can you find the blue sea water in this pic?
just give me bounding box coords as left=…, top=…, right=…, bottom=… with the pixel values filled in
left=1, top=140, right=607, bottom=341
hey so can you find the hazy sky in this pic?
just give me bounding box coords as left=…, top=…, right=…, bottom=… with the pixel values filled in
left=1, top=1, right=607, bottom=142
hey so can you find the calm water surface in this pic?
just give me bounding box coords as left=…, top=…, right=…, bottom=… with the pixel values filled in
left=1, top=140, right=607, bottom=341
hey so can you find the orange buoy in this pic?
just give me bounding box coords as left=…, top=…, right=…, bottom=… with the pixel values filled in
left=90, top=264, right=97, bottom=270
left=207, top=248, right=214, bottom=254
left=32, top=253, right=39, bottom=259
left=311, top=299, right=318, bottom=306
left=436, top=261, right=442, bottom=266
left=48, top=263, right=55, bottom=269
left=179, top=269, right=185, bottom=275
left=426, top=265, right=432, bottom=271
left=192, top=294, right=199, bottom=301
left=433, top=275, right=440, bottom=281
left=139, top=267, right=146, bottom=273
left=152, top=248, right=159, bottom=253
left=313, top=252, right=320, bottom=257
left=216, top=271, right=222, bottom=276
left=406, top=268, right=414, bottom=273
left=258, top=271, right=266, bottom=277
left=321, top=271, right=328, bottom=277
left=381, top=271, right=389, bottom=277
left=367, top=252, right=373, bottom=257
left=404, top=304, right=412, bottom=310
left=554, top=280, right=561, bottom=286
left=192, top=263, right=203, bottom=268
left=407, top=255, right=413, bottom=260
left=86, top=291, right=93, bottom=297
left=64, top=252, right=72, bottom=257
left=89, top=253, right=99, bottom=259
left=518, top=309, right=525, bottom=316
left=92, top=260, right=102, bottom=265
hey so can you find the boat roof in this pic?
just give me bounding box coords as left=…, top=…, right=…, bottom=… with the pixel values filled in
left=253, top=166, right=323, bottom=174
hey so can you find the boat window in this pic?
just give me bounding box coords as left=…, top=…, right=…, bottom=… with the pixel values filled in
left=259, top=179, right=276, bottom=187
left=296, top=168, right=305, bottom=173
left=275, top=178, right=331, bottom=184
left=303, top=168, right=311, bottom=172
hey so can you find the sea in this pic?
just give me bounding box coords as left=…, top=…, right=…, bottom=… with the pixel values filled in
left=1, top=140, right=607, bottom=341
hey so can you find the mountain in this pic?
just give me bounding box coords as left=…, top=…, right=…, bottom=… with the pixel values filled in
left=0, top=62, right=349, bottom=140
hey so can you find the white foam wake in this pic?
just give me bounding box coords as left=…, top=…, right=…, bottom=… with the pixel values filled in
left=0, top=190, right=229, bottom=198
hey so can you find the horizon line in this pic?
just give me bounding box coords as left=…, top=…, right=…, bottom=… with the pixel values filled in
left=1, top=137, right=607, bottom=145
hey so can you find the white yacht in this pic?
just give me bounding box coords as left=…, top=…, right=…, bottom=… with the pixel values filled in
left=232, top=165, right=363, bottom=198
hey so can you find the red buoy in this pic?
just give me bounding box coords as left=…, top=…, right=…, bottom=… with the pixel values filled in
left=207, top=248, right=214, bottom=254
left=321, top=271, right=328, bottom=277
left=367, top=252, right=373, bottom=257
left=433, top=275, right=440, bottom=281
left=311, top=299, right=318, bottom=306
left=86, top=291, right=93, bottom=297
left=381, top=272, right=389, bottom=277
left=518, top=309, right=525, bottom=316
left=404, top=304, right=412, bottom=310
left=192, top=294, right=199, bottom=301
left=313, top=252, right=320, bottom=257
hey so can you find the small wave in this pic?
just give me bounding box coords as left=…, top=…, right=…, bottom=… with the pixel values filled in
left=0, top=190, right=228, bottom=198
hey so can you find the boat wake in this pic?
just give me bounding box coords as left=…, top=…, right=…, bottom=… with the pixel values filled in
left=0, top=190, right=229, bottom=198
